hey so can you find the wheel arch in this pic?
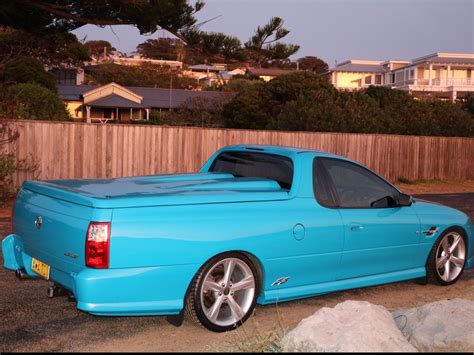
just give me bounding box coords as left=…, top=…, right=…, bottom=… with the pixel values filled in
left=437, top=225, right=468, bottom=244
left=183, top=250, right=265, bottom=302
left=426, top=225, right=468, bottom=262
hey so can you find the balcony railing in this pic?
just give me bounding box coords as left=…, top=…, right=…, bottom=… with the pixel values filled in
left=431, top=78, right=474, bottom=86
left=390, top=78, right=474, bottom=87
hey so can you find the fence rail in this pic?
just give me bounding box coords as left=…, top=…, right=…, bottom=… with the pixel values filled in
left=2, top=120, right=473, bottom=189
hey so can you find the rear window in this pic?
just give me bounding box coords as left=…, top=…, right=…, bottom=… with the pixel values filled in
left=209, top=151, right=294, bottom=189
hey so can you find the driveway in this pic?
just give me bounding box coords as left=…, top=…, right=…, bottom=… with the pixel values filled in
left=1, top=193, right=473, bottom=352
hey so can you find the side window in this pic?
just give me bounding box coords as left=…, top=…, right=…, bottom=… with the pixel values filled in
left=209, top=151, right=294, bottom=189
left=319, top=158, right=397, bottom=208
left=312, top=158, right=337, bottom=208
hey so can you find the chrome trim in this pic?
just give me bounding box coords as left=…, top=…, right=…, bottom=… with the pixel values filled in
left=34, top=216, right=43, bottom=230
left=422, top=227, right=439, bottom=236
left=271, top=276, right=290, bottom=286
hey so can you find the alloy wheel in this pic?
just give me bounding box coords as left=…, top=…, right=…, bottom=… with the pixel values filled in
left=200, top=257, right=256, bottom=327
left=435, top=232, right=466, bottom=282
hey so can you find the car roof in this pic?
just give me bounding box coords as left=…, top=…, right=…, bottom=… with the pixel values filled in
left=223, top=144, right=344, bottom=159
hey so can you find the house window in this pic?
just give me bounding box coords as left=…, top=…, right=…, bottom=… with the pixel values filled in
left=375, top=75, right=382, bottom=85
left=364, top=75, right=372, bottom=85
left=51, top=69, right=77, bottom=85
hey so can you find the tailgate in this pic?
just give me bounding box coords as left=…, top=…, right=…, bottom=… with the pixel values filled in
left=13, top=187, right=104, bottom=275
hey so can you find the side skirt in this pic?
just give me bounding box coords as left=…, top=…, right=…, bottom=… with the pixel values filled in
left=257, top=267, right=426, bottom=305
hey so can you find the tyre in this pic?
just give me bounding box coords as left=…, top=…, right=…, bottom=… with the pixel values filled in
left=185, top=253, right=259, bottom=332
left=426, top=228, right=467, bottom=286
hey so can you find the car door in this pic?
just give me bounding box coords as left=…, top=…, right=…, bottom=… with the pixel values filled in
left=315, top=157, right=421, bottom=280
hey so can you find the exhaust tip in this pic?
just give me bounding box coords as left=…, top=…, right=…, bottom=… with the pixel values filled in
left=15, top=268, right=27, bottom=280
left=47, top=285, right=55, bottom=298
left=47, top=284, right=68, bottom=298
left=68, top=293, right=76, bottom=302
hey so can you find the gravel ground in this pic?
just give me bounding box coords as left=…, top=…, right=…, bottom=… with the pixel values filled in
left=0, top=193, right=473, bottom=352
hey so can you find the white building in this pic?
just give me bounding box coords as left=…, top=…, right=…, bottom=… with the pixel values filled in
left=183, top=64, right=246, bottom=87
left=330, top=53, right=474, bottom=101
left=112, top=54, right=183, bottom=70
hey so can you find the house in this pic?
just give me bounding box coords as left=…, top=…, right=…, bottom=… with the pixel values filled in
left=188, top=64, right=224, bottom=74
left=221, top=68, right=246, bottom=81
left=183, top=64, right=246, bottom=87
left=330, top=53, right=474, bottom=101
left=50, top=67, right=85, bottom=85
left=330, top=59, right=391, bottom=90
left=112, top=54, right=183, bottom=70
left=89, top=51, right=183, bottom=70
left=58, top=82, right=232, bottom=123
left=246, top=68, right=295, bottom=82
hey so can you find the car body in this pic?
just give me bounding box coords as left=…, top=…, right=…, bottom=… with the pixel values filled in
left=2, top=144, right=473, bottom=331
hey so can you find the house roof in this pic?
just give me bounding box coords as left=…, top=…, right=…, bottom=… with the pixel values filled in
left=83, top=82, right=143, bottom=104
left=246, top=68, right=295, bottom=77
left=411, top=52, right=474, bottom=64
left=59, top=84, right=92, bottom=101
left=188, top=64, right=222, bottom=72
left=57, top=84, right=233, bottom=109
left=87, top=95, right=146, bottom=109
left=331, top=60, right=385, bottom=73
left=419, top=57, right=474, bottom=65
left=331, top=53, right=474, bottom=73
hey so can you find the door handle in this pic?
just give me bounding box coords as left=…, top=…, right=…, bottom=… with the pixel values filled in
left=416, top=227, right=439, bottom=236
left=349, top=223, right=364, bottom=232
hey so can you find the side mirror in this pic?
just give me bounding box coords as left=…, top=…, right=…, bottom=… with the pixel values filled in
left=398, top=192, right=413, bottom=207
left=371, top=196, right=397, bottom=208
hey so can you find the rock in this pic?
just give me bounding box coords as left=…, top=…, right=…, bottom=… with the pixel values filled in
left=281, top=300, right=417, bottom=352
left=392, top=298, right=474, bottom=352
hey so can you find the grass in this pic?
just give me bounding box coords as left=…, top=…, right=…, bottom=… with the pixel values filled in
left=218, top=303, right=288, bottom=353
left=395, top=177, right=414, bottom=185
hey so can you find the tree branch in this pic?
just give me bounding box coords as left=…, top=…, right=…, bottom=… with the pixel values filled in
left=16, top=0, right=190, bottom=43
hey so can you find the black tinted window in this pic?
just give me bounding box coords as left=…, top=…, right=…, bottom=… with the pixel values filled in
left=209, top=151, right=293, bottom=189
left=320, top=158, right=396, bottom=208
left=313, top=159, right=337, bottom=208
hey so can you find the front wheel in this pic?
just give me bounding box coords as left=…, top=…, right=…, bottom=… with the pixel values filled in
left=426, top=228, right=467, bottom=285
left=185, top=253, right=259, bottom=332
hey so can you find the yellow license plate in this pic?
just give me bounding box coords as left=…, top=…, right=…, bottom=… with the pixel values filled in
left=31, top=258, right=50, bottom=280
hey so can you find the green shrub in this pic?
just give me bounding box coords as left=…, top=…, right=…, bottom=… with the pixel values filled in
left=7, top=83, right=71, bottom=121
left=0, top=155, right=15, bottom=206
left=84, top=63, right=199, bottom=90
left=221, top=74, right=474, bottom=137
left=4, top=57, right=57, bottom=92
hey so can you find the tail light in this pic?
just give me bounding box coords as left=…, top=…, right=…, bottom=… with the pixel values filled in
left=85, top=222, right=110, bottom=269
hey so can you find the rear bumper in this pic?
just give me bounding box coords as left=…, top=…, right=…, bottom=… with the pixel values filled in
left=2, top=234, right=198, bottom=316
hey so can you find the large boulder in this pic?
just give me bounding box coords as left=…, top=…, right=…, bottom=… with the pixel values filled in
left=392, top=298, right=474, bottom=352
left=280, top=300, right=417, bottom=352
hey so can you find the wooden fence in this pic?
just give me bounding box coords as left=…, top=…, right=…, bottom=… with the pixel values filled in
left=2, top=120, right=473, bottom=189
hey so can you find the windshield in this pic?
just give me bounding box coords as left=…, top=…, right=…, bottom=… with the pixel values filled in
left=209, top=151, right=294, bottom=189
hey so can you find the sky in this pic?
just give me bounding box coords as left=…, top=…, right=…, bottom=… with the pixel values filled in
left=72, top=0, right=474, bottom=68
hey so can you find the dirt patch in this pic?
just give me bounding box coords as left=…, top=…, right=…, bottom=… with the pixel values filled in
left=395, top=179, right=474, bottom=195
left=1, top=193, right=473, bottom=352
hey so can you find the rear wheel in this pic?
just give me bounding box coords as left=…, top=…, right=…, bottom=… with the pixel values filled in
left=185, top=253, right=258, bottom=332
left=427, top=228, right=467, bottom=285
